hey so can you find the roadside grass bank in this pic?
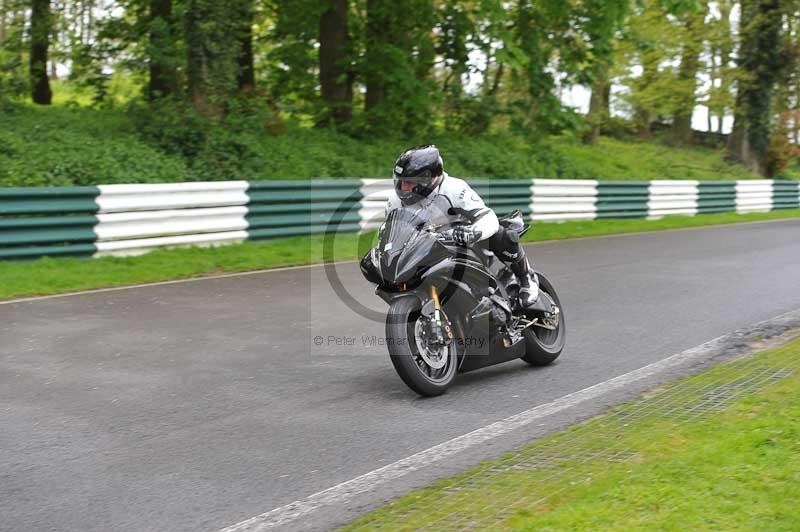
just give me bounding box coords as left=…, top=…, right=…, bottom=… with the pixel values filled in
left=1, top=209, right=799, bottom=301
left=4, top=101, right=799, bottom=187
left=341, top=335, right=800, bottom=531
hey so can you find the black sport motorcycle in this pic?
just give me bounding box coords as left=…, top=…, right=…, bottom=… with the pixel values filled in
left=360, top=207, right=565, bottom=396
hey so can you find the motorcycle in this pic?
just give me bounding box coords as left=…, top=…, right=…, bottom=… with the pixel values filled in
left=360, top=207, right=565, bottom=396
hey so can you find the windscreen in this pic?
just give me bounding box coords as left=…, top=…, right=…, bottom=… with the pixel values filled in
left=379, top=208, right=430, bottom=253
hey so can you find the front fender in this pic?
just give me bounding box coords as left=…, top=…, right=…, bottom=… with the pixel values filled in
left=375, top=288, right=423, bottom=306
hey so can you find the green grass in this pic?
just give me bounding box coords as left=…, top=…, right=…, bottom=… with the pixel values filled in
left=1, top=209, right=799, bottom=301
left=551, top=135, right=800, bottom=180
left=342, top=336, right=800, bottom=531
left=3, top=98, right=797, bottom=186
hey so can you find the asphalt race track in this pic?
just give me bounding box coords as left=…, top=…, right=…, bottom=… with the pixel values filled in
left=2, top=219, right=800, bottom=532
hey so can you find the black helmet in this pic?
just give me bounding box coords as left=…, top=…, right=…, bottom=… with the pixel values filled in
left=393, top=145, right=444, bottom=206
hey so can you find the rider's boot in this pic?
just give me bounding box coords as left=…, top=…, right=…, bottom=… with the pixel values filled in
left=510, top=255, right=539, bottom=309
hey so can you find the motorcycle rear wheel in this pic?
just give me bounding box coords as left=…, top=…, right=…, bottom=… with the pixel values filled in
left=386, top=296, right=458, bottom=397
left=521, top=273, right=566, bottom=366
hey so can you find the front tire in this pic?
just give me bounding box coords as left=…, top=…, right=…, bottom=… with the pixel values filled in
left=522, top=273, right=565, bottom=366
left=386, top=296, right=457, bottom=397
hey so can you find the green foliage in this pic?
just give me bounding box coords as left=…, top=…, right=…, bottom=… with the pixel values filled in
left=2, top=99, right=790, bottom=187
left=2, top=0, right=799, bottom=178
left=262, top=0, right=324, bottom=116
left=0, top=1, right=28, bottom=100
left=737, top=0, right=785, bottom=157
left=765, top=129, right=792, bottom=176
left=0, top=102, right=190, bottom=186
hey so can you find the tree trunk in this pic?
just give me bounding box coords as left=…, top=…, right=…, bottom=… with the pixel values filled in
left=633, top=55, right=657, bottom=138
left=86, top=0, right=94, bottom=43
left=185, top=0, right=243, bottom=115
left=78, top=0, right=86, bottom=43
left=0, top=0, right=7, bottom=42
left=717, top=0, right=733, bottom=135
left=707, top=51, right=716, bottom=132
left=725, top=0, right=783, bottom=175
left=237, top=1, right=255, bottom=92
left=364, top=0, right=389, bottom=111
left=148, top=0, right=178, bottom=100
left=584, top=72, right=610, bottom=144
left=29, top=0, right=52, bottom=105
left=670, top=12, right=704, bottom=145
left=318, top=0, right=352, bottom=125
left=488, top=62, right=504, bottom=96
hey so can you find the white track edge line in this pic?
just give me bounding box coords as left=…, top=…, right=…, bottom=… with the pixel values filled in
left=218, top=308, right=800, bottom=532
left=3, top=216, right=798, bottom=306
left=0, top=261, right=358, bottom=305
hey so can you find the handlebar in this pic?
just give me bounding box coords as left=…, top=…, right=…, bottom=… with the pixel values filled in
left=429, top=226, right=482, bottom=246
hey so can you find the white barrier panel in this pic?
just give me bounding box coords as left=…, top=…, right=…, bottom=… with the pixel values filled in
left=95, top=206, right=249, bottom=241
left=358, top=179, right=393, bottom=231
left=736, top=181, right=773, bottom=213
left=530, top=179, right=598, bottom=221
left=96, top=182, right=249, bottom=213
left=94, top=230, right=248, bottom=257
left=647, top=181, right=699, bottom=218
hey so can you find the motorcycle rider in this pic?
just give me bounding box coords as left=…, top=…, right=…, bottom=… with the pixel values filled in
left=386, top=144, right=540, bottom=308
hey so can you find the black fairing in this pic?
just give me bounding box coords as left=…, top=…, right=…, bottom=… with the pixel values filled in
left=362, top=206, right=528, bottom=373
left=360, top=249, right=381, bottom=285
left=374, top=208, right=450, bottom=284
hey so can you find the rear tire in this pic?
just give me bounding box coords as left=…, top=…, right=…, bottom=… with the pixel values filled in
left=386, top=296, right=457, bottom=397
left=522, top=273, right=565, bottom=366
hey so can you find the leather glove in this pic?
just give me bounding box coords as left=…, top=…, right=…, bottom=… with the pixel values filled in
left=452, top=225, right=480, bottom=246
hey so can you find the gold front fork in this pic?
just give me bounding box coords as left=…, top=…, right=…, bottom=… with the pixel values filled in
left=429, top=284, right=441, bottom=312
left=429, top=284, right=452, bottom=340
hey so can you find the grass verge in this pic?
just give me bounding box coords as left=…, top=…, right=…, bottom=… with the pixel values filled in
left=1, top=209, right=799, bottom=301
left=5, top=98, right=799, bottom=186
left=342, top=335, right=800, bottom=531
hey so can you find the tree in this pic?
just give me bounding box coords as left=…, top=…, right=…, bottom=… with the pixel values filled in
left=506, top=0, right=572, bottom=133
left=706, top=0, right=735, bottom=134
left=148, top=0, right=179, bottom=100
left=670, top=4, right=706, bottom=145
left=363, top=0, right=390, bottom=112
left=361, top=0, right=436, bottom=134
left=1, top=0, right=9, bottom=42
left=237, top=0, right=255, bottom=92
left=1, top=0, right=28, bottom=98
left=585, top=78, right=611, bottom=143
left=263, top=0, right=320, bottom=115
left=318, top=0, right=352, bottom=125
left=580, top=0, right=629, bottom=144
left=185, top=0, right=250, bottom=114
left=726, top=0, right=785, bottom=174
left=29, top=0, right=53, bottom=104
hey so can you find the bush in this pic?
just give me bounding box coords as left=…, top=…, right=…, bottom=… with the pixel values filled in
left=0, top=102, right=191, bottom=186
left=2, top=99, right=795, bottom=187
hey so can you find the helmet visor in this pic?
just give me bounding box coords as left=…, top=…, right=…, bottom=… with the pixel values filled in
left=393, top=168, right=434, bottom=186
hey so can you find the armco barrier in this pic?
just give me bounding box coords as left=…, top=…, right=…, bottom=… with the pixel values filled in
left=0, top=178, right=798, bottom=260
left=93, top=182, right=249, bottom=256
left=0, top=186, right=101, bottom=259
left=246, top=180, right=363, bottom=239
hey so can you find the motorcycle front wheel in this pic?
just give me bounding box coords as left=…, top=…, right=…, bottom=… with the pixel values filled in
left=386, top=296, right=458, bottom=397
left=521, top=272, right=566, bottom=366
